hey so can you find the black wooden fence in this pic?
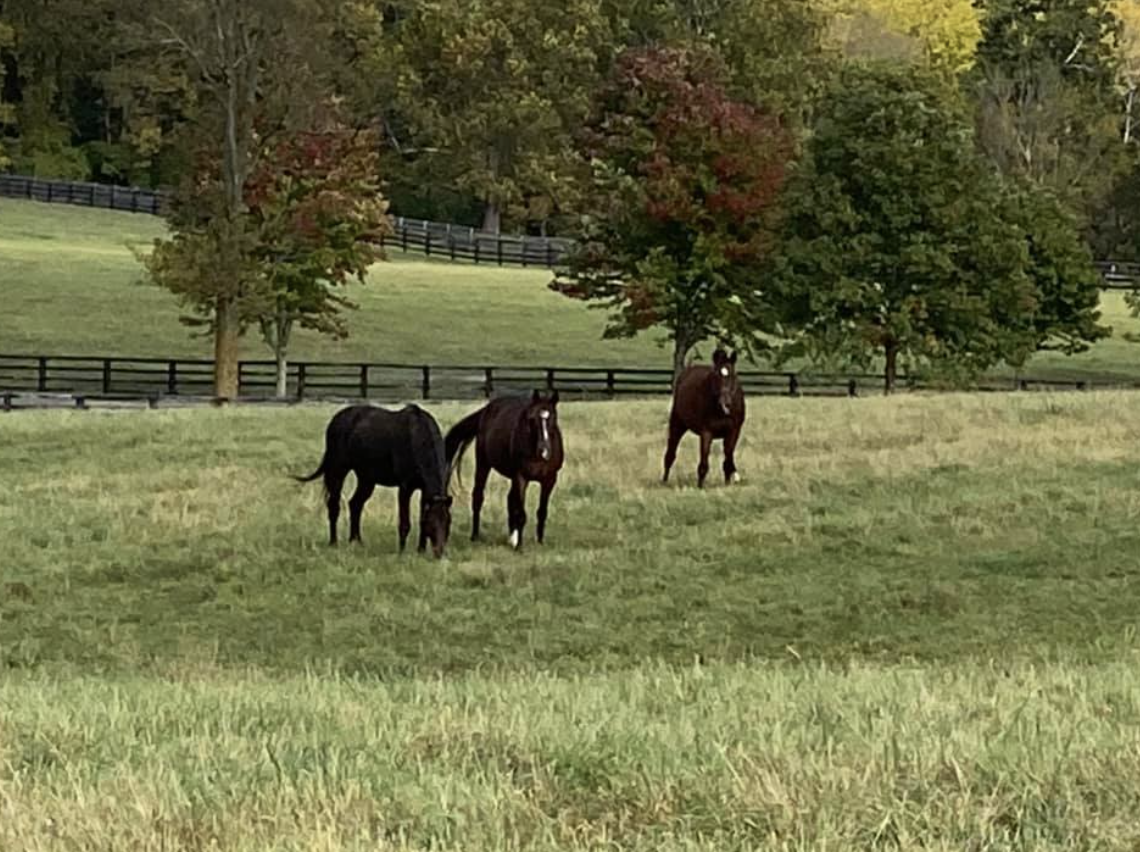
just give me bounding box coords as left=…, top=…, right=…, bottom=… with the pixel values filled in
left=7, top=173, right=1140, bottom=281
left=0, top=174, right=574, bottom=268
left=1, top=353, right=1131, bottom=410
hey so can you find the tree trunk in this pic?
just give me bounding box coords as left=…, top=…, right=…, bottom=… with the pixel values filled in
left=273, top=310, right=292, bottom=399
left=214, top=296, right=241, bottom=399
left=481, top=201, right=501, bottom=234
left=672, top=336, right=695, bottom=388
left=883, top=341, right=899, bottom=396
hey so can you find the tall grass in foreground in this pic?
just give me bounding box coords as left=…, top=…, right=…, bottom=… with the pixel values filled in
left=3, top=661, right=1140, bottom=850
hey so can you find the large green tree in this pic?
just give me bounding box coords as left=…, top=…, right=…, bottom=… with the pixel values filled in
left=773, top=63, right=1106, bottom=393
left=347, top=0, right=610, bottom=234
left=551, top=46, right=793, bottom=379
left=970, top=0, right=1126, bottom=220
left=604, top=0, right=830, bottom=123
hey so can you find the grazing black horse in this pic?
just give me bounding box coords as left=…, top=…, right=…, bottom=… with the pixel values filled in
left=445, top=390, right=564, bottom=549
left=294, top=404, right=453, bottom=557
left=663, top=349, right=745, bottom=488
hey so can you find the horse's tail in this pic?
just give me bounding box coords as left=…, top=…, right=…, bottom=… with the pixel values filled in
left=292, top=452, right=327, bottom=486
left=444, top=407, right=484, bottom=487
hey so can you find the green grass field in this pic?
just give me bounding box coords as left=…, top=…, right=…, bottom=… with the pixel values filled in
left=4, top=197, right=1140, bottom=380
left=0, top=198, right=668, bottom=367
left=4, top=394, right=1140, bottom=846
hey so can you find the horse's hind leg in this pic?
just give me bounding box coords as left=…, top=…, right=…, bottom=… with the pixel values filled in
left=662, top=416, right=684, bottom=483
left=723, top=426, right=741, bottom=485
left=325, top=471, right=346, bottom=546
left=536, top=475, right=557, bottom=544
left=696, top=431, right=713, bottom=488
left=507, top=475, right=529, bottom=549
left=470, top=452, right=491, bottom=541
left=348, top=476, right=376, bottom=543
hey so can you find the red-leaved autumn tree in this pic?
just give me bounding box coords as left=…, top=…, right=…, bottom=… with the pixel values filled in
left=550, top=45, right=793, bottom=379
left=245, top=121, right=391, bottom=397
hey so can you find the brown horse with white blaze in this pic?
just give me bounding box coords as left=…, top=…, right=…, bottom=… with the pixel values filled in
left=663, top=349, right=745, bottom=488
left=445, top=390, right=564, bottom=549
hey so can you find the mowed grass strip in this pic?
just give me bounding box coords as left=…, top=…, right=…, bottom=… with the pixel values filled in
left=3, top=661, right=1140, bottom=850
left=0, top=198, right=668, bottom=366
left=3, top=392, right=1140, bottom=674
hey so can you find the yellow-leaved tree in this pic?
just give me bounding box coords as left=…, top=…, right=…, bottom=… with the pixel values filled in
left=820, top=0, right=982, bottom=74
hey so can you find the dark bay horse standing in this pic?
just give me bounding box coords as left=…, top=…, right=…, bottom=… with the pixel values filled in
left=444, top=390, right=564, bottom=549
left=294, top=404, right=453, bottom=557
left=663, top=349, right=745, bottom=488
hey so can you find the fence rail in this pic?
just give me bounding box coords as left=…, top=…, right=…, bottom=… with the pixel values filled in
left=7, top=174, right=1140, bottom=280
left=2, top=353, right=1134, bottom=410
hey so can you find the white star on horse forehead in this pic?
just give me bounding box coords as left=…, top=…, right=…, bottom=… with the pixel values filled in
left=539, top=410, right=551, bottom=419
left=720, top=367, right=729, bottom=377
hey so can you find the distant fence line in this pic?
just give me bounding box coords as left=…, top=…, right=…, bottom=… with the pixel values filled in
left=4, top=173, right=1140, bottom=282
left=0, top=174, right=574, bottom=269
left=1, top=353, right=1133, bottom=411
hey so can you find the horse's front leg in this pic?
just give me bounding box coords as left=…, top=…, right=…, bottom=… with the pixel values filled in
left=507, top=475, right=529, bottom=549
left=696, top=431, right=713, bottom=488
left=536, top=475, right=557, bottom=544
left=397, top=485, right=412, bottom=552
left=723, top=426, right=741, bottom=485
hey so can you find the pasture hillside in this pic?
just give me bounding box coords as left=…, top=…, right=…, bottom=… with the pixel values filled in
left=0, top=198, right=667, bottom=366
left=5, top=197, right=1140, bottom=382
left=5, top=393, right=1140, bottom=848
left=3, top=393, right=1140, bottom=675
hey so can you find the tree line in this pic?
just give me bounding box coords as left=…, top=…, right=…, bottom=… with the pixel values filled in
left=2, top=0, right=1140, bottom=394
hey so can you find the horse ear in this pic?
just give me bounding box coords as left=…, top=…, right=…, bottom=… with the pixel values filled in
left=729, top=351, right=738, bottom=365
left=712, top=349, right=727, bottom=367
left=532, top=389, right=542, bottom=404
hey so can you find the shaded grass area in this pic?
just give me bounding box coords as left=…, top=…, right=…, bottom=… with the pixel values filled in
left=3, top=661, right=1140, bottom=850
left=3, top=394, right=1140, bottom=676
left=0, top=198, right=668, bottom=366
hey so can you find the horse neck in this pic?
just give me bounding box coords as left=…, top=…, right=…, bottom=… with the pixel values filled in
left=409, top=419, right=448, bottom=497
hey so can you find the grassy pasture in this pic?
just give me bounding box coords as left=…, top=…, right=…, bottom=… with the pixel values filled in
left=5, top=662, right=1140, bottom=850
left=3, top=393, right=1140, bottom=674
left=4, top=197, right=1140, bottom=380
left=4, top=393, right=1140, bottom=846
left=0, top=198, right=668, bottom=366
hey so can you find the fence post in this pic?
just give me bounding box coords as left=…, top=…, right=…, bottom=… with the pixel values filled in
left=2, top=392, right=11, bottom=411
left=167, top=360, right=178, bottom=394
left=484, top=367, right=494, bottom=398
left=75, top=395, right=87, bottom=410
left=422, top=365, right=431, bottom=400
left=297, top=363, right=307, bottom=400
left=606, top=369, right=616, bottom=399
left=847, top=378, right=857, bottom=398
left=37, top=357, right=48, bottom=392
left=546, top=240, right=554, bottom=269
left=496, top=238, right=503, bottom=266
left=360, top=365, right=369, bottom=399
left=425, top=230, right=432, bottom=257
left=102, top=359, right=112, bottom=394
left=546, top=368, right=556, bottom=391
left=787, top=374, right=799, bottom=397
left=401, top=222, right=409, bottom=253
left=1077, top=380, right=1088, bottom=391
left=474, top=240, right=481, bottom=264
left=238, top=361, right=246, bottom=397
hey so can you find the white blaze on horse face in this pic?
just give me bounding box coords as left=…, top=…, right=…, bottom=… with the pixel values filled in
left=539, top=409, right=551, bottom=459
left=509, top=529, right=521, bottom=548
left=720, top=367, right=729, bottom=377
